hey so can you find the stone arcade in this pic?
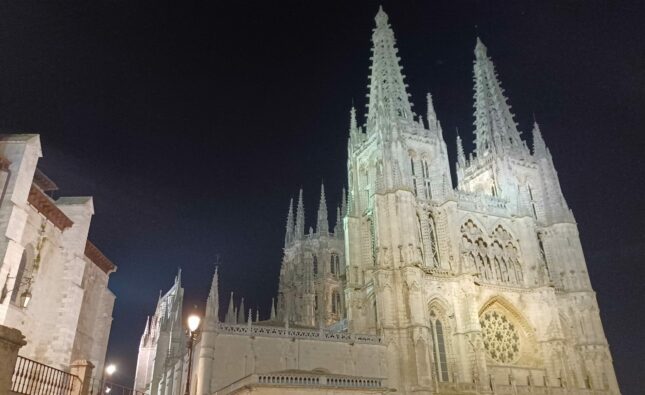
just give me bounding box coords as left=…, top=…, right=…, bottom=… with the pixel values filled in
left=135, top=7, right=620, bottom=395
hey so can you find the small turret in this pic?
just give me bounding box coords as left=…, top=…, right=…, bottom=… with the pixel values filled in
left=334, top=206, right=342, bottom=236
left=316, top=182, right=329, bottom=235
left=532, top=120, right=547, bottom=157
left=270, top=298, right=276, bottom=320
left=238, top=297, right=245, bottom=324
left=225, top=292, right=235, bottom=324
left=205, top=266, right=219, bottom=322
left=295, top=189, right=305, bottom=239
left=284, top=198, right=294, bottom=246
left=456, top=132, right=466, bottom=166
left=427, top=93, right=442, bottom=139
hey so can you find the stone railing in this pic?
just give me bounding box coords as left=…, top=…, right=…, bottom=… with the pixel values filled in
left=215, top=323, right=382, bottom=345
left=218, top=372, right=385, bottom=393
left=492, top=385, right=607, bottom=395
left=456, top=191, right=508, bottom=215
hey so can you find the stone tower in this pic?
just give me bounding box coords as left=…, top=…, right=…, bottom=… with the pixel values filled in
left=343, top=7, right=620, bottom=394
left=277, top=184, right=346, bottom=327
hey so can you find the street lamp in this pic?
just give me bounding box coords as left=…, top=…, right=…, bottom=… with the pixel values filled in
left=185, top=314, right=201, bottom=395
left=105, top=364, right=117, bottom=376
left=102, top=364, right=116, bottom=394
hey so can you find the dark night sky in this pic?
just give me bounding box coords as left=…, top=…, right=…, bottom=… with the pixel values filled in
left=0, top=1, right=643, bottom=393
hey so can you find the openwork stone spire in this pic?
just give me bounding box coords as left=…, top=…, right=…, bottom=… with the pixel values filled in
left=205, top=266, right=219, bottom=322
left=284, top=198, right=294, bottom=246
left=366, top=6, right=413, bottom=132
left=316, top=182, right=329, bottom=235
left=473, top=38, right=524, bottom=157
left=295, top=189, right=305, bottom=239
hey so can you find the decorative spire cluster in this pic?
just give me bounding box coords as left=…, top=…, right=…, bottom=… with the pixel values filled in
left=283, top=187, right=346, bottom=245
left=366, top=6, right=413, bottom=132
left=472, top=38, right=525, bottom=158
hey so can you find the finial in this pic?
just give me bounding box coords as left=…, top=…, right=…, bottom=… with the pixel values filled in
left=475, top=37, right=487, bottom=58
left=375, top=6, right=388, bottom=27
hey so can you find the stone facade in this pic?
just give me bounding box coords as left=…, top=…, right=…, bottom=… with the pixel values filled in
left=138, top=7, right=620, bottom=395
left=0, top=134, right=116, bottom=378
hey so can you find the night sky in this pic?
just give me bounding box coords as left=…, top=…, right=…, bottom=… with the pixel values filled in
left=0, top=1, right=643, bottom=393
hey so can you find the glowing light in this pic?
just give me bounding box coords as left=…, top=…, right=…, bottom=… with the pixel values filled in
left=187, top=314, right=201, bottom=332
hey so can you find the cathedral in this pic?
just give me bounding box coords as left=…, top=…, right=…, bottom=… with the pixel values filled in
left=135, top=7, right=621, bottom=395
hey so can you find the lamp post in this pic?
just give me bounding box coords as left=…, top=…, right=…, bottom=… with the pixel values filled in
left=103, top=364, right=116, bottom=394
left=185, top=314, right=201, bottom=395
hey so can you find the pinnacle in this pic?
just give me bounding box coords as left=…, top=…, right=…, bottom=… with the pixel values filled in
left=475, top=37, right=487, bottom=58
left=375, top=6, right=388, bottom=27
left=317, top=182, right=329, bottom=234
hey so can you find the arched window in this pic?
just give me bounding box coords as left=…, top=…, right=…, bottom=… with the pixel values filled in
left=331, top=291, right=342, bottom=315
left=312, top=255, right=318, bottom=275
left=429, top=310, right=449, bottom=382
left=330, top=253, right=340, bottom=275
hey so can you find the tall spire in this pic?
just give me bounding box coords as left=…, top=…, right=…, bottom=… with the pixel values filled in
left=366, top=6, right=413, bottom=132
left=316, top=182, right=329, bottom=235
left=205, top=266, right=219, bottom=322
left=295, top=189, right=305, bottom=239
left=532, top=120, right=547, bottom=157
left=456, top=132, right=466, bottom=166
left=284, top=198, right=294, bottom=246
left=473, top=38, right=525, bottom=158
left=334, top=205, right=342, bottom=235
left=270, top=298, right=276, bottom=320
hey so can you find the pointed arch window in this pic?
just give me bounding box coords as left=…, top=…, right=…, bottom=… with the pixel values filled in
left=330, top=253, right=340, bottom=275
left=429, top=310, right=449, bottom=382
left=312, top=255, right=318, bottom=276
left=331, top=290, right=342, bottom=315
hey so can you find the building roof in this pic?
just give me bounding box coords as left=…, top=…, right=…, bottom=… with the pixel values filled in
left=85, top=241, right=117, bottom=274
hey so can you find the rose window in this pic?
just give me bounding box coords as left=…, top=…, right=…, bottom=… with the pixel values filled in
left=479, top=311, right=520, bottom=364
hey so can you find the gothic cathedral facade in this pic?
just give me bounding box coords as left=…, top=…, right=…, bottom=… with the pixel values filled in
left=138, top=7, right=620, bottom=395
left=277, top=7, right=620, bottom=394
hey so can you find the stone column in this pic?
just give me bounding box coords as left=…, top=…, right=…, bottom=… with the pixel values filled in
left=70, top=360, right=94, bottom=395
left=0, top=324, right=26, bottom=393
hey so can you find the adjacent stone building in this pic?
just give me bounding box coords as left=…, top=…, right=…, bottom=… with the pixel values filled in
left=0, top=134, right=116, bottom=378
left=137, top=7, right=620, bottom=395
